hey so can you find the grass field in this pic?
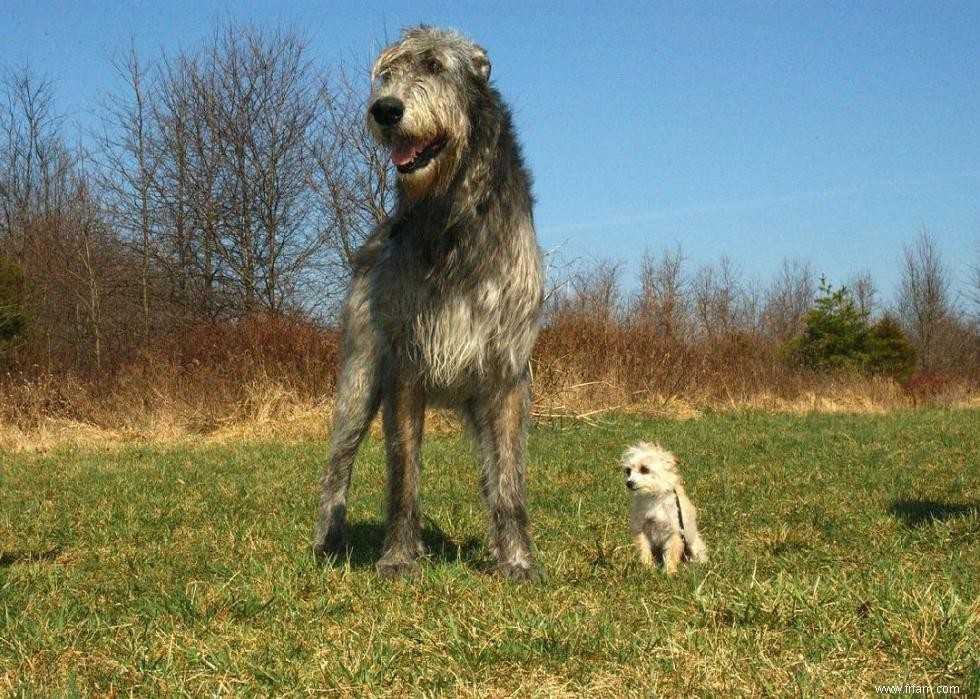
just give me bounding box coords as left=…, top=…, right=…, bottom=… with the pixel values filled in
left=1, top=410, right=977, bottom=696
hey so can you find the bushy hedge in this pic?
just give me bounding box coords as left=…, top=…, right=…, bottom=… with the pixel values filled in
left=788, top=279, right=916, bottom=380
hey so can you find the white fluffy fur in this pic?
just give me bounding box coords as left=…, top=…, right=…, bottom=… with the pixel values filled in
left=622, top=442, right=708, bottom=573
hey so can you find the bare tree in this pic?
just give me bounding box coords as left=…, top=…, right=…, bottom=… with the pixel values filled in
left=848, top=270, right=878, bottom=319
left=97, top=44, right=159, bottom=342
left=177, top=52, right=227, bottom=319
left=199, top=22, right=327, bottom=316
left=309, top=65, right=393, bottom=303
left=567, top=258, right=622, bottom=324
left=151, top=52, right=201, bottom=317
left=7, top=25, right=398, bottom=341
left=634, top=246, right=688, bottom=340
left=0, top=68, right=116, bottom=371
left=896, top=230, right=955, bottom=370
left=762, top=258, right=814, bottom=342
left=692, top=256, right=749, bottom=339
left=67, top=176, right=107, bottom=369
left=969, top=239, right=980, bottom=318
left=0, top=67, right=75, bottom=261
left=98, top=22, right=336, bottom=322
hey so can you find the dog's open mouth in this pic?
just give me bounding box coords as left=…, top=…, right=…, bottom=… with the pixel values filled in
left=391, top=135, right=446, bottom=174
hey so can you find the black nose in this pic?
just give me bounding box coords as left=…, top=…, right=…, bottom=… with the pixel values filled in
left=370, top=97, right=404, bottom=126
left=626, top=481, right=636, bottom=490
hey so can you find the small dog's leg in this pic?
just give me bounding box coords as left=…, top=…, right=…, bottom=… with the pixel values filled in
left=687, top=534, right=708, bottom=563
left=633, top=532, right=655, bottom=566
left=376, top=367, right=426, bottom=578
left=675, top=487, right=708, bottom=563
left=662, top=534, right=685, bottom=575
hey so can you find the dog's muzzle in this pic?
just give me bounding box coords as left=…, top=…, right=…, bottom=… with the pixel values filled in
left=370, top=97, right=404, bottom=127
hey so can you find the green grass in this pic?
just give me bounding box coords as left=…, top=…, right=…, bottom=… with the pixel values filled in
left=1, top=410, right=978, bottom=696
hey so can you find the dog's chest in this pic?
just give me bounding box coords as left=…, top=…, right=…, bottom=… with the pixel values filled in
left=411, top=281, right=501, bottom=374
left=372, top=222, right=542, bottom=389
left=377, top=263, right=514, bottom=384
left=630, top=495, right=677, bottom=535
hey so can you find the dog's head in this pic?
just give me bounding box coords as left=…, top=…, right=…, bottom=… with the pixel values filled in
left=621, top=443, right=680, bottom=495
left=367, top=26, right=492, bottom=200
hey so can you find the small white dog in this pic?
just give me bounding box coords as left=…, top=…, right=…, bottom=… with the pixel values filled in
left=622, top=443, right=707, bottom=573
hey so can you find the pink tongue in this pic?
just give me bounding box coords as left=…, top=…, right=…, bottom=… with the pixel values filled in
left=391, top=142, right=420, bottom=167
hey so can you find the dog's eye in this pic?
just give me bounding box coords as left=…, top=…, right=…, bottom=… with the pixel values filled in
left=639, top=466, right=650, bottom=475
left=623, top=468, right=630, bottom=475
left=425, top=58, right=441, bottom=75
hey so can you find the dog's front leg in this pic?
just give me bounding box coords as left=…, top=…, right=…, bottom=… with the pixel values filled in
left=314, top=266, right=383, bottom=561
left=633, top=532, right=655, bottom=566
left=376, top=366, right=426, bottom=578
left=661, top=534, right=685, bottom=575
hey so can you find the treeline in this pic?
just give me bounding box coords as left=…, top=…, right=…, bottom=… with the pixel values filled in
left=1, top=20, right=978, bottom=431
left=1, top=22, right=386, bottom=376
left=536, top=242, right=979, bottom=411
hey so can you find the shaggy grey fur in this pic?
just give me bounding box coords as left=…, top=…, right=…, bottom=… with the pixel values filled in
left=313, top=27, right=544, bottom=580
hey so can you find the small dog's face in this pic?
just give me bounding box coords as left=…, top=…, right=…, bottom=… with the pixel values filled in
left=621, top=443, right=680, bottom=495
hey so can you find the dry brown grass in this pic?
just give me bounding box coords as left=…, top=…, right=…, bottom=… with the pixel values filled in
left=3, top=371, right=976, bottom=453
left=531, top=316, right=978, bottom=420
left=2, top=313, right=977, bottom=451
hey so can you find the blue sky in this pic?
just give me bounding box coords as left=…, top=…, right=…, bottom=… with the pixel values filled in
left=4, top=1, right=980, bottom=303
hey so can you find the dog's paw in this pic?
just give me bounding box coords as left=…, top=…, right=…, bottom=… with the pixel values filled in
left=687, top=542, right=708, bottom=564
left=376, top=556, right=421, bottom=578
left=494, top=562, right=542, bottom=583
left=312, top=525, right=349, bottom=563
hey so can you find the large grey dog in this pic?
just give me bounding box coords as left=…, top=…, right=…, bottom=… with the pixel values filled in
left=313, top=26, right=544, bottom=580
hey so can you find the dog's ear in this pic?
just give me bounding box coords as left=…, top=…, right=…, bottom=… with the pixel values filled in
left=471, top=45, right=491, bottom=81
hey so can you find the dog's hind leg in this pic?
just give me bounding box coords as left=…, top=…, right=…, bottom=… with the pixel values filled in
left=678, top=492, right=708, bottom=563
left=471, top=377, right=540, bottom=582
left=314, top=266, right=382, bottom=561
left=376, top=366, right=426, bottom=578
left=661, top=534, right=685, bottom=575
left=686, top=531, right=708, bottom=563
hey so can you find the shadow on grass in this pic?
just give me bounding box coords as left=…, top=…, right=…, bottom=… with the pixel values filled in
left=0, top=547, right=61, bottom=568
left=322, top=519, right=487, bottom=571
left=889, top=499, right=980, bottom=528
